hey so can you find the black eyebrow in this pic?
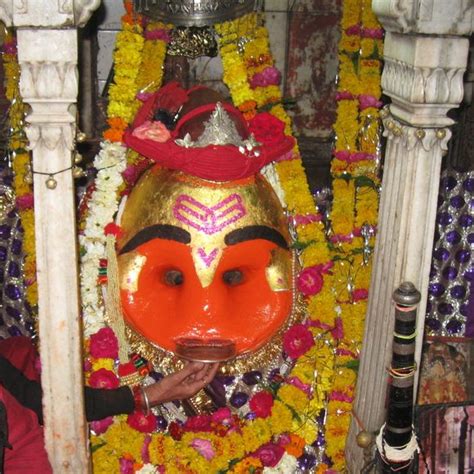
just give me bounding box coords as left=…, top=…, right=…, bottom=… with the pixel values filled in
left=224, top=225, right=288, bottom=250
left=119, top=224, right=191, bottom=254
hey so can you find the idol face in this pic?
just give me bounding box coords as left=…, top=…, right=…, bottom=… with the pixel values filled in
left=117, top=166, right=293, bottom=360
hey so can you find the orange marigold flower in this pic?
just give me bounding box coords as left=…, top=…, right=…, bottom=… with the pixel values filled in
left=103, top=128, right=124, bottom=143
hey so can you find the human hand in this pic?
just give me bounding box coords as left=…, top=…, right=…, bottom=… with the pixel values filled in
left=144, top=361, right=219, bottom=406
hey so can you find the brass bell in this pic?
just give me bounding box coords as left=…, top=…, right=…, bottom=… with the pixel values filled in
left=356, top=430, right=373, bottom=449
left=72, top=166, right=85, bottom=179
left=74, top=152, right=83, bottom=164
left=24, top=171, right=33, bottom=184
left=45, top=175, right=57, bottom=190
left=76, top=131, right=87, bottom=143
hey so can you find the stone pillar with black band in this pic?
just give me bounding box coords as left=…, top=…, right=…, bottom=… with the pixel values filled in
left=345, top=1, right=474, bottom=470
left=0, top=0, right=100, bottom=471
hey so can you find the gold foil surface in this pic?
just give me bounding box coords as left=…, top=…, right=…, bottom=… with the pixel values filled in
left=118, top=167, right=290, bottom=289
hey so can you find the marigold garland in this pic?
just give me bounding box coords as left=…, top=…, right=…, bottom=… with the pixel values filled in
left=217, top=10, right=339, bottom=467
left=324, top=0, right=383, bottom=470
left=2, top=30, right=38, bottom=314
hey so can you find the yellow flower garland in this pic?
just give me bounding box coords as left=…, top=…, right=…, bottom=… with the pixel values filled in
left=217, top=9, right=339, bottom=464
left=3, top=30, right=38, bottom=313
left=324, top=0, right=383, bottom=469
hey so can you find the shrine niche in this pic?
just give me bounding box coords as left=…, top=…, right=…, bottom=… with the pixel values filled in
left=0, top=0, right=387, bottom=471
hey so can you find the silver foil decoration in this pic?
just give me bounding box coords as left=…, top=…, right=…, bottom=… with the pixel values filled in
left=134, top=0, right=258, bottom=27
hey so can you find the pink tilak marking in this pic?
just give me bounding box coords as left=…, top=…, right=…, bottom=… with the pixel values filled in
left=197, top=248, right=219, bottom=267
left=173, top=193, right=246, bottom=234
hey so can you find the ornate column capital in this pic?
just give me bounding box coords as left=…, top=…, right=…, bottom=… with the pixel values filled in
left=381, top=32, right=469, bottom=127
left=372, top=0, right=473, bottom=36
left=0, top=0, right=100, bottom=28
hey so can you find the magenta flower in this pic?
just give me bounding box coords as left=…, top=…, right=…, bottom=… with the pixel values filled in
left=336, top=91, right=354, bottom=101
left=90, top=416, right=113, bottom=435
left=287, top=376, right=311, bottom=395
left=16, top=193, right=34, bottom=210
left=345, top=24, right=361, bottom=36
left=361, top=27, right=384, bottom=39
left=144, top=29, right=171, bottom=42
left=119, top=457, right=134, bottom=474
left=89, top=327, right=119, bottom=359
left=283, top=324, right=314, bottom=359
left=331, top=317, right=344, bottom=340
left=89, top=368, right=119, bottom=389
left=127, top=411, right=157, bottom=433
left=297, top=263, right=332, bottom=296
left=329, top=390, right=354, bottom=403
left=353, top=288, right=369, bottom=301
left=3, top=40, right=17, bottom=54
left=249, top=66, right=281, bottom=88
left=211, top=407, right=232, bottom=424
left=191, top=438, right=215, bottom=460
left=254, top=443, right=285, bottom=467
left=359, top=94, right=383, bottom=110
left=292, top=213, right=322, bottom=226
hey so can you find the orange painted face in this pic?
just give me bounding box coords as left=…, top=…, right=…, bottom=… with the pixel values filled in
left=117, top=166, right=293, bottom=360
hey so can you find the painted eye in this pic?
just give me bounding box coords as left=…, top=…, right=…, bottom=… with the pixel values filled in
left=222, top=269, right=244, bottom=286
left=163, top=269, right=184, bottom=286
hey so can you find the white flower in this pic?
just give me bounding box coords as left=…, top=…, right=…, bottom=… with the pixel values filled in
left=80, top=140, right=127, bottom=333
left=263, top=453, right=298, bottom=473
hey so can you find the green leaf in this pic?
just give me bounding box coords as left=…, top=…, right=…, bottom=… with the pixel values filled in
left=91, top=441, right=106, bottom=453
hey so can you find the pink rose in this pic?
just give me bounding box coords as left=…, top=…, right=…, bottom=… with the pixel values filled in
left=89, top=368, right=119, bottom=389
left=127, top=411, right=157, bottom=433
left=132, top=120, right=171, bottom=142
left=283, top=324, right=314, bottom=359
left=90, top=416, right=114, bottom=435
left=359, top=94, right=383, bottom=110
left=89, top=327, right=119, bottom=359
left=249, top=391, right=274, bottom=418
left=254, top=443, right=285, bottom=467
left=297, top=266, right=324, bottom=296
left=211, top=407, right=232, bottom=424
left=184, top=414, right=212, bottom=432
left=190, top=438, right=215, bottom=460
left=248, top=112, right=286, bottom=147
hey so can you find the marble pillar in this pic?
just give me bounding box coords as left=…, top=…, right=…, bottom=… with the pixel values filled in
left=345, top=0, right=473, bottom=470
left=0, top=1, right=100, bottom=471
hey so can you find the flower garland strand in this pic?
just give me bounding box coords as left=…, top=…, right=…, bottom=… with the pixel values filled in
left=324, top=0, right=383, bottom=469
left=216, top=12, right=339, bottom=469
left=2, top=30, right=38, bottom=316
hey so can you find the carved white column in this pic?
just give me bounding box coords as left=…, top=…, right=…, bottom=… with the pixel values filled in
left=0, top=1, right=99, bottom=471
left=345, top=1, right=473, bottom=470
